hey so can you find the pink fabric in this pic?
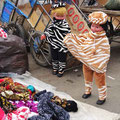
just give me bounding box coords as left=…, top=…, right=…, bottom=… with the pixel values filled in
left=7, top=106, right=38, bottom=120
left=0, top=27, right=8, bottom=38
left=0, top=78, right=4, bottom=83
left=0, top=107, right=6, bottom=120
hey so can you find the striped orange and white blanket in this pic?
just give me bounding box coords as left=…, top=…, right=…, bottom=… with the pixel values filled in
left=64, top=31, right=110, bottom=73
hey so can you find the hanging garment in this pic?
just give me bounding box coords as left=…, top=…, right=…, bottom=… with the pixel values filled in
left=64, top=31, right=110, bottom=73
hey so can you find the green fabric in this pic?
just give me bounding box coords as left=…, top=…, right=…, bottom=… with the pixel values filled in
left=105, top=0, right=120, bottom=10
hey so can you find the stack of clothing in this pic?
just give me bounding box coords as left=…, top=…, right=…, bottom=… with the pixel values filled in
left=0, top=77, right=78, bottom=120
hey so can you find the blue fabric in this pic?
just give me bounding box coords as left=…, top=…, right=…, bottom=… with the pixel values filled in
left=52, top=0, right=72, bottom=4
left=33, top=36, right=41, bottom=53
left=29, top=0, right=36, bottom=7
left=1, top=0, right=14, bottom=23
left=27, top=85, right=35, bottom=93
left=29, top=90, right=70, bottom=120
left=1, top=0, right=28, bottom=23
left=62, top=0, right=72, bottom=4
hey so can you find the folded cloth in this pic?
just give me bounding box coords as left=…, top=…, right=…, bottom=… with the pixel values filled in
left=0, top=28, right=8, bottom=38
left=0, top=95, right=17, bottom=114
left=51, top=96, right=78, bottom=112
left=7, top=106, right=38, bottom=120
left=0, top=107, right=6, bottom=120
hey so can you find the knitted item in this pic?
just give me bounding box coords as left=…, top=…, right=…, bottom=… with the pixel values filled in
left=83, top=64, right=107, bottom=100
left=27, top=85, right=36, bottom=95
left=52, top=60, right=59, bottom=71
left=64, top=31, right=110, bottom=73
left=58, top=61, right=66, bottom=72
left=88, top=11, right=108, bottom=25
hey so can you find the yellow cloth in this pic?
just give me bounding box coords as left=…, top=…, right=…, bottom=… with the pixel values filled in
left=64, top=31, right=110, bottom=73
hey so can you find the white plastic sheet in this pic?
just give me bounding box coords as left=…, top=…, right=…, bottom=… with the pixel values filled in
left=1, top=72, right=120, bottom=120
left=12, top=0, right=29, bottom=6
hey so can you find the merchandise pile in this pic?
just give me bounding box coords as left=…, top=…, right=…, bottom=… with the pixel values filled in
left=0, top=76, right=78, bottom=120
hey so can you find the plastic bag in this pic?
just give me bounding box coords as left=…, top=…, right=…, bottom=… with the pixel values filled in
left=105, top=0, right=120, bottom=10
left=0, top=35, right=28, bottom=74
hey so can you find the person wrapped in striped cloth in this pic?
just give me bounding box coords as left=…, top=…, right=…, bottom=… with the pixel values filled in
left=41, top=2, right=71, bottom=77
left=63, top=11, right=110, bottom=105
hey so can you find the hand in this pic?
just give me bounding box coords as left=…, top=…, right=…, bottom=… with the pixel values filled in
left=41, top=34, right=46, bottom=40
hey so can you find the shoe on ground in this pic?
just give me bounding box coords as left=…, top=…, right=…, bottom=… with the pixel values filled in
left=57, top=71, right=64, bottom=77
left=82, top=93, right=91, bottom=99
left=52, top=70, right=58, bottom=75
left=96, top=99, right=106, bottom=105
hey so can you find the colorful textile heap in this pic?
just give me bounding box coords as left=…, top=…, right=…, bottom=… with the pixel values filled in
left=7, top=106, right=38, bottom=120
left=0, top=107, right=6, bottom=120
left=11, top=100, right=38, bottom=113
left=64, top=31, right=110, bottom=73
left=0, top=27, right=8, bottom=38
left=0, top=95, right=17, bottom=114
left=31, top=90, right=70, bottom=120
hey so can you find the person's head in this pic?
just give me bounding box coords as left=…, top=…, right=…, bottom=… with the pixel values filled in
left=88, top=11, right=108, bottom=33
left=51, top=2, right=67, bottom=20
left=90, top=23, right=104, bottom=33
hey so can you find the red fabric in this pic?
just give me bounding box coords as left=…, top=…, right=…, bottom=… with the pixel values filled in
left=7, top=107, right=30, bottom=120
left=7, top=106, right=38, bottom=120
left=0, top=27, right=8, bottom=38
left=73, top=0, right=76, bottom=3
left=27, top=89, right=32, bottom=95
left=0, top=79, right=4, bottom=83
left=41, top=34, right=46, bottom=40
left=0, top=107, right=6, bottom=120
left=6, top=85, right=10, bottom=90
left=14, top=82, right=25, bottom=87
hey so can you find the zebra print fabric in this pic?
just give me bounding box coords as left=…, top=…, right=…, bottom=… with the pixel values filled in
left=64, top=31, right=110, bottom=73
left=45, top=17, right=71, bottom=53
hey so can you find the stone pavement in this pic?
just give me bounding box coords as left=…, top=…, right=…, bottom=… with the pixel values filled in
left=29, top=42, right=120, bottom=114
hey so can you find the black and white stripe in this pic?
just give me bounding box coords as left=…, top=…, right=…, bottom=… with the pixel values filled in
left=52, top=2, right=66, bottom=8
left=45, top=17, right=71, bottom=53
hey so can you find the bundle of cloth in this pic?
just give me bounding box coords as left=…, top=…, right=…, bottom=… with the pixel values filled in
left=0, top=27, right=8, bottom=38
left=0, top=77, right=78, bottom=120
